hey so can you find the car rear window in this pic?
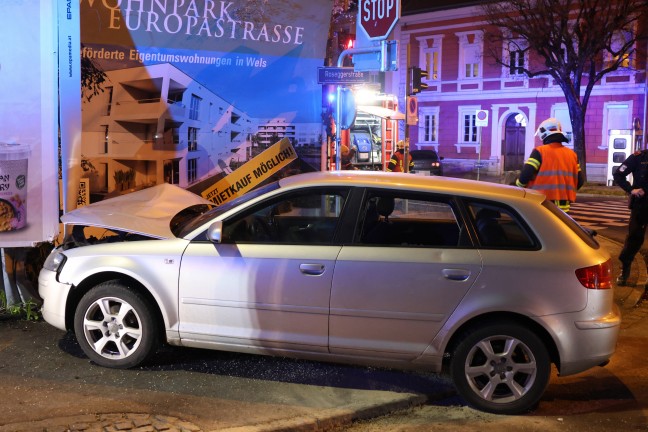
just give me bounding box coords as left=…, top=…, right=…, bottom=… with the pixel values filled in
left=410, top=150, right=439, bottom=160
left=542, top=200, right=600, bottom=249
left=466, top=201, right=538, bottom=249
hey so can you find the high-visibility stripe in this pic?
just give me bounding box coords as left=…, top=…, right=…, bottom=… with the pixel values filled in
left=525, top=157, right=541, bottom=170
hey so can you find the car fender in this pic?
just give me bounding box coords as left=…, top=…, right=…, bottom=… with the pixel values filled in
left=57, top=239, right=189, bottom=331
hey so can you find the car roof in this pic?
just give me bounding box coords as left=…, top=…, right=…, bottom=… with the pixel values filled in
left=278, top=170, right=539, bottom=202
left=409, top=150, right=438, bottom=156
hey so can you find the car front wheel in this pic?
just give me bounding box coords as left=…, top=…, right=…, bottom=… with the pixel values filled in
left=74, top=281, right=159, bottom=369
left=450, top=322, right=551, bottom=415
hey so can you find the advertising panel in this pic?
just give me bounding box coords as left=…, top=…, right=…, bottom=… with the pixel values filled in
left=71, top=0, right=333, bottom=209
left=0, top=0, right=59, bottom=246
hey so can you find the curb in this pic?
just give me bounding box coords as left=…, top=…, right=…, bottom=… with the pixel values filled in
left=216, top=393, right=429, bottom=432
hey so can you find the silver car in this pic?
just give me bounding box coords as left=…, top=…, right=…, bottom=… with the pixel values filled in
left=39, top=171, right=620, bottom=415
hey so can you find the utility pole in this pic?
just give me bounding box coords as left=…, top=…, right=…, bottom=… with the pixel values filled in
left=404, top=43, right=410, bottom=173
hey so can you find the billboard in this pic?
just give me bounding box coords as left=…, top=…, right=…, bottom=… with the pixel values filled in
left=69, top=0, right=333, bottom=209
left=0, top=0, right=59, bottom=246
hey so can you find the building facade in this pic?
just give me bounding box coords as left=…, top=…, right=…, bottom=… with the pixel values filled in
left=387, top=4, right=647, bottom=183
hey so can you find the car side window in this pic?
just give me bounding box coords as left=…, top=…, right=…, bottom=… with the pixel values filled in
left=358, top=191, right=461, bottom=247
left=467, top=202, right=536, bottom=249
left=222, top=188, right=348, bottom=244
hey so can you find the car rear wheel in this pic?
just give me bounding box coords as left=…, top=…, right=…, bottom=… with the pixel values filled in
left=74, top=281, right=159, bottom=369
left=450, top=322, right=551, bottom=415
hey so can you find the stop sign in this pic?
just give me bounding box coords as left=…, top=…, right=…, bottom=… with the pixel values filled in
left=358, top=0, right=401, bottom=40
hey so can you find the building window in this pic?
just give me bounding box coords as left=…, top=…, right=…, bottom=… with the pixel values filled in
left=456, top=31, right=483, bottom=80
left=187, top=158, right=197, bottom=183
left=464, top=48, right=479, bottom=78
left=552, top=105, right=573, bottom=146
left=189, top=94, right=201, bottom=120
left=418, top=35, right=443, bottom=82
left=463, top=113, right=478, bottom=142
left=164, top=159, right=180, bottom=185
left=188, top=127, right=198, bottom=151
left=455, top=106, right=481, bottom=153
left=418, top=107, right=440, bottom=149
left=425, top=114, right=437, bottom=142
left=508, top=42, right=526, bottom=76
left=605, top=30, right=633, bottom=70
left=105, top=86, right=113, bottom=116
left=164, top=127, right=180, bottom=145
left=101, top=125, right=109, bottom=154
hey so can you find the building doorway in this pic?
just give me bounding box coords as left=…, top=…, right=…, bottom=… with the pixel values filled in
left=504, top=113, right=526, bottom=171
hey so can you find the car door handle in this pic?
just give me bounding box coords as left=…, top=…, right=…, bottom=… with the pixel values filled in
left=442, top=268, right=471, bottom=281
left=299, top=263, right=325, bottom=275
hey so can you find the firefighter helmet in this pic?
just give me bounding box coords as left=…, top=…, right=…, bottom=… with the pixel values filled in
left=535, top=118, right=568, bottom=143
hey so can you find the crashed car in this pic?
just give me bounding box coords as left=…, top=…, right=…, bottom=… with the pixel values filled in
left=39, top=171, right=619, bottom=415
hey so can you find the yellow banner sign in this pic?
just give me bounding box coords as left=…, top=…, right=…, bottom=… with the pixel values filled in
left=201, top=138, right=297, bottom=205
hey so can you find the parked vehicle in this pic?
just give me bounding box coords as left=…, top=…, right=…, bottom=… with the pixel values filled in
left=349, top=112, right=382, bottom=169
left=410, top=149, right=444, bottom=175
left=39, top=171, right=619, bottom=415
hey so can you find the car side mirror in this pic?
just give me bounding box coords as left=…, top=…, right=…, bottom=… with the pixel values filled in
left=207, top=221, right=223, bottom=243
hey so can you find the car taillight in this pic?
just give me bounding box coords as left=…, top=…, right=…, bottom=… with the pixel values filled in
left=431, top=162, right=440, bottom=167
left=575, top=259, right=612, bottom=289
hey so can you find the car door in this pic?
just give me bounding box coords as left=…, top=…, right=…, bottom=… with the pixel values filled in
left=329, top=190, right=482, bottom=359
left=178, top=187, right=349, bottom=353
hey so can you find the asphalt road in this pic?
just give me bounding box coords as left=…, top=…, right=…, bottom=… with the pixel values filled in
left=0, top=318, right=452, bottom=431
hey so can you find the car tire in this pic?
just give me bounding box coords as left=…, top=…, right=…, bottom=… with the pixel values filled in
left=74, top=281, right=159, bottom=369
left=450, top=321, right=551, bottom=415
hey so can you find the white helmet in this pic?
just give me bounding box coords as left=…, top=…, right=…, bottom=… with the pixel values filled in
left=535, top=118, right=567, bottom=143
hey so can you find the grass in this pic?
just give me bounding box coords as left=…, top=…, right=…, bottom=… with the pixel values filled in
left=579, top=182, right=626, bottom=196
left=0, top=291, right=40, bottom=321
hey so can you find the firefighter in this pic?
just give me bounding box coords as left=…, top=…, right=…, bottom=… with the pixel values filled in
left=613, top=148, right=648, bottom=285
left=516, top=118, right=584, bottom=212
left=340, top=144, right=356, bottom=170
left=386, top=140, right=414, bottom=173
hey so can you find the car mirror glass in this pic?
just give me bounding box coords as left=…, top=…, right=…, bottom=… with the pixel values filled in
left=207, top=221, right=223, bottom=243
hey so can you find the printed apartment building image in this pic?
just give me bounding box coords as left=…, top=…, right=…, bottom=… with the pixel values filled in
left=81, top=63, right=257, bottom=201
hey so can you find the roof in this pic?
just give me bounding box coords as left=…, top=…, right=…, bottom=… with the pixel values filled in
left=401, top=0, right=486, bottom=15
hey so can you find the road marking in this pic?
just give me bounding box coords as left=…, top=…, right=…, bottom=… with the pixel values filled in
left=570, top=200, right=629, bottom=231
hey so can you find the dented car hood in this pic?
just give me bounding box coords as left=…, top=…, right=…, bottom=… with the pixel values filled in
left=61, top=183, right=213, bottom=239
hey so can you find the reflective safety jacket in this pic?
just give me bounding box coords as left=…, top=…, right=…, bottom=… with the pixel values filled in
left=516, top=142, right=582, bottom=211
left=387, top=150, right=414, bottom=173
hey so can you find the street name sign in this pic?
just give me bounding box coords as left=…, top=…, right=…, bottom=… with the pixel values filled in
left=318, top=67, right=369, bottom=85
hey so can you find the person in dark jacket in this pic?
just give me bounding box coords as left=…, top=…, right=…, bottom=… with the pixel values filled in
left=613, top=149, right=648, bottom=285
left=387, top=140, right=414, bottom=173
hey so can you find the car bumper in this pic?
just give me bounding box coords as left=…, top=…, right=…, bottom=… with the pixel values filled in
left=38, top=269, right=72, bottom=331
left=547, top=304, right=621, bottom=376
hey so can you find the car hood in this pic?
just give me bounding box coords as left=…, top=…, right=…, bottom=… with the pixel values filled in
left=61, top=183, right=214, bottom=239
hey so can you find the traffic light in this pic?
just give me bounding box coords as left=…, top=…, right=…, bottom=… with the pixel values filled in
left=408, top=67, right=429, bottom=95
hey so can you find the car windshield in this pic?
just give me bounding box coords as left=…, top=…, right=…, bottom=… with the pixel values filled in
left=173, top=181, right=280, bottom=238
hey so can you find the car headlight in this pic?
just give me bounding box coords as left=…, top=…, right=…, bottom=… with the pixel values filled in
left=43, top=250, right=67, bottom=273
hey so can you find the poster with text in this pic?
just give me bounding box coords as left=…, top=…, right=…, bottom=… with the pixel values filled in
left=75, top=0, right=333, bottom=203
left=0, top=0, right=59, bottom=246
